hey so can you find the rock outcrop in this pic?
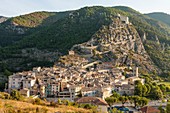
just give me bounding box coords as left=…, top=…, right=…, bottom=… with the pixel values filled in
left=72, top=15, right=158, bottom=72
left=0, top=16, right=8, bottom=23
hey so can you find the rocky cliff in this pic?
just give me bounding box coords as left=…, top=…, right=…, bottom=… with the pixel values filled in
left=72, top=15, right=158, bottom=72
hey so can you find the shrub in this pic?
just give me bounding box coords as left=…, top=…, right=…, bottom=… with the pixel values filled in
left=4, top=93, right=10, bottom=99
left=50, top=101, right=58, bottom=107
left=10, top=90, right=22, bottom=100
left=70, top=102, right=78, bottom=107
left=33, top=98, right=45, bottom=105
left=62, top=100, right=71, bottom=106
left=0, top=92, right=10, bottom=99
left=80, top=104, right=94, bottom=109
left=57, top=98, right=62, bottom=105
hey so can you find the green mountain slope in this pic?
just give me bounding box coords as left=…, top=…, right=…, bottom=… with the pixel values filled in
left=146, top=12, right=170, bottom=27
left=1, top=6, right=170, bottom=75
left=7, top=11, right=70, bottom=28
left=14, top=7, right=125, bottom=52
left=0, top=11, right=70, bottom=47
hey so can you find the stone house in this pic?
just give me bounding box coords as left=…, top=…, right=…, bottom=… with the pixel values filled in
left=20, top=88, right=30, bottom=97
left=76, top=97, right=109, bottom=113
left=114, top=84, right=134, bottom=96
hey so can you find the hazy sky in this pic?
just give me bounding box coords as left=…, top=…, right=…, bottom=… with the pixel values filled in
left=1, top=0, right=170, bottom=17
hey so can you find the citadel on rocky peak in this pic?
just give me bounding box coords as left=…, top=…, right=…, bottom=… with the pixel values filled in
left=1, top=5, right=170, bottom=113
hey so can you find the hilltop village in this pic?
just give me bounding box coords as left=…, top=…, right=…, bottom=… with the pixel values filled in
left=8, top=50, right=143, bottom=99
left=7, top=15, right=151, bottom=113
left=7, top=51, right=145, bottom=112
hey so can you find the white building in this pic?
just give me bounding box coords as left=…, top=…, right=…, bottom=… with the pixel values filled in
left=23, top=78, right=36, bottom=89
left=81, top=87, right=98, bottom=97
left=8, top=72, right=36, bottom=93
left=117, top=14, right=129, bottom=24
left=8, top=74, right=23, bottom=90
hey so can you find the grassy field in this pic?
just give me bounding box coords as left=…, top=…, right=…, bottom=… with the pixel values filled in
left=0, top=99, right=93, bottom=113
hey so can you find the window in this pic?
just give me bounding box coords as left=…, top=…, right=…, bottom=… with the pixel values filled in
left=12, top=86, right=15, bottom=88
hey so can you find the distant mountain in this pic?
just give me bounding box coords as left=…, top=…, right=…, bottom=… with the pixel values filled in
left=146, top=12, right=170, bottom=27
left=113, top=6, right=141, bottom=15
left=1, top=6, right=170, bottom=75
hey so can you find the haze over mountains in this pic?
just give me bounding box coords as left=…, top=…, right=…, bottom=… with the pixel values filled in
left=0, top=6, right=170, bottom=77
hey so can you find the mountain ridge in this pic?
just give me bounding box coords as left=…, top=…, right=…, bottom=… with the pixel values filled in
left=146, top=12, right=170, bottom=27
left=0, top=6, right=170, bottom=76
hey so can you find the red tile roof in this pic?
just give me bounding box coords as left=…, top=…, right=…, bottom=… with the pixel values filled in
left=140, top=106, right=160, bottom=113
left=76, top=97, right=108, bottom=106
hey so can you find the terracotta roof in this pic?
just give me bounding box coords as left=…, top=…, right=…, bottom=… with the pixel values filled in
left=81, top=87, right=98, bottom=92
left=20, top=88, right=29, bottom=94
left=76, top=97, right=108, bottom=106
left=140, top=106, right=160, bottom=113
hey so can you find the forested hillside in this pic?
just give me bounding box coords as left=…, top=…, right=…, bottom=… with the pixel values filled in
left=146, top=12, right=170, bottom=27
left=1, top=6, right=170, bottom=78
left=0, top=11, right=70, bottom=47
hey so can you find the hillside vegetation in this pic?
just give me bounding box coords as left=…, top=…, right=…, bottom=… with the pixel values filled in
left=146, top=12, right=170, bottom=27
left=10, top=11, right=71, bottom=28
left=0, top=6, right=170, bottom=78
left=0, top=99, right=93, bottom=113
left=0, top=11, right=70, bottom=47
left=0, top=91, right=96, bottom=113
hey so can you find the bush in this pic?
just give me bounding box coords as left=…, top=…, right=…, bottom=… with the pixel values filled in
left=57, top=98, right=62, bottom=105
left=50, top=101, right=58, bottom=107
left=10, top=90, right=22, bottom=100
left=62, top=100, right=71, bottom=106
left=33, top=98, right=45, bottom=105
left=84, top=104, right=93, bottom=109
left=79, top=104, right=95, bottom=109
left=0, top=92, right=10, bottom=99
left=4, top=93, right=10, bottom=99
left=70, top=102, right=78, bottom=107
